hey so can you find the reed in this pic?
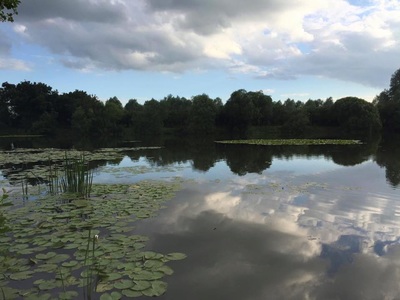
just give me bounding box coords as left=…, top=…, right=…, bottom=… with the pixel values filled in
left=60, top=153, right=93, bottom=198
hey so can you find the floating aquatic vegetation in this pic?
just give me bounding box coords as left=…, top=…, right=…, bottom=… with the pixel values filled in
left=0, top=180, right=186, bottom=299
left=0, top=147, right=162, bottom=184
left=215, top=139, right=363, bottom=146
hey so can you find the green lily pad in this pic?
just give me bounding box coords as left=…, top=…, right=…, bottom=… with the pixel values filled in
left=58, top=291, right=79, bottom=300
left=47, top=254, right=70, bottom=264
left=121, top=289, right=142, bottom=297
left=158, top=265, right=174, bottom=275
left=61, top=260, right=79, bottom=268
left=144, top=259, right=164, bottom=269
left=114, top=279, right=134, bottom=290
left=132, top=280, right=152, bottom=291
left=165, top=252, right=187, bottom=260
left=96, top=282, right=114, bottom=293
left=142, top=281, right=168, bottom=297
left=25, top=293, right=51, bottom=300
left=38, top=280, right=59, bottom=291
left=35, top=263, right=58, bottom=273
left=100, top=291, right=122, bottom=300
left=9, top=271, right=34, bottom=280
left=36, top=252, right=57, bottom=260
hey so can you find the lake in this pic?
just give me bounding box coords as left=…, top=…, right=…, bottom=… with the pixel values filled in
left=1, top=136, right=400, bottom=299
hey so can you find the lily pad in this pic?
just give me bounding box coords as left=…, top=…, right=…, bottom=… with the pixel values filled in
left=165, top=252, right=187, bottom=261
left=121, top=289, right=142, bottom=297
left=58, top=291, right=79, bottom=300
left=114, top=279, right=134, bottom=290
left=9, top=271, right=34, bottom=280
left=132, top=280, right=152, bottom=291
left=142, top=281, right=168, bottom=297
left=36, top=252, right=57, bottom=260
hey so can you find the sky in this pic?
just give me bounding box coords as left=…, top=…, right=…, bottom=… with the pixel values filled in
left=0, top=0, right=399, bottom=105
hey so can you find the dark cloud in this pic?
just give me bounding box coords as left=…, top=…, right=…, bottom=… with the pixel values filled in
left=6, top=0, right=399, bottom=87
left=0, top=29, right=11, bottom=55
left=18, top=0, right=127, bottom=23
left=146, top=0, right=287, bottom=35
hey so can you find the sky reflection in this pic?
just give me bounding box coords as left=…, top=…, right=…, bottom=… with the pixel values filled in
left=128, top=153, right=400, bottom=300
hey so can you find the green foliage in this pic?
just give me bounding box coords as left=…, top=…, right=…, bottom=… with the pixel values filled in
left=333, top=97, right=382, bottom=134
left=221, top=89, right=256, bottom=134
left=189, top=94, right=218, bottom=134
left=374, top=68, right=400, bottom=133
left=281, top=109, right=310, bottom=136
left=0, top=79, right=389, bottom=138
left=0, top=0, right=20, bottom=22
left=160, top=95, right=191, bottom=129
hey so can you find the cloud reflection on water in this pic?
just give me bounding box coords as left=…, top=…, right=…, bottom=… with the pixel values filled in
left=133, top=159, right=400, bottom=299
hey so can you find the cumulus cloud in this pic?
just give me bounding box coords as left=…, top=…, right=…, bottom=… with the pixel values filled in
left=10, top=0, right=400, bottom=87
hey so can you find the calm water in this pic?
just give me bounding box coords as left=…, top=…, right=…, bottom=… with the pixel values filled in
left=95, top=138, right=400, bottom=300
left=1, top=136, right=400, bottom=299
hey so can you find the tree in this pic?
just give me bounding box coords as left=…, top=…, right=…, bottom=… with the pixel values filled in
left=374, top=68, right=400, bottom=133
left=3, top=81, right=58, bottom=131
left=69, top=91, right=104, bottom=136
left=248, top=91, right=273, bottom=126
left=140, top=99, right=163, bottom=136
left=281, top=109, right=310, bottom=136
left=103, top=97, right=124, bottom=136
left=0, top=82, right=15, bottom=128
left=189, top=94, right=218, bottom=134
left=160, top=95, right=191, bottom=129
left=389, top=68, right=400, bottom=102
left=333, top=97, right=382, bottom=134
left=1, top=0, right=20, bottom=22
left=221, top=89, right=255, bottom=134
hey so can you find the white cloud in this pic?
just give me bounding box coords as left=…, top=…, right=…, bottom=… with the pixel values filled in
left=0, top=58, right=31, bottom=71
left=8, top=0, right=400, bottom=88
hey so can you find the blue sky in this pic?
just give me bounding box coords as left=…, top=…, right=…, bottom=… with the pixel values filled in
left=1, top=0, right=399, bottom=105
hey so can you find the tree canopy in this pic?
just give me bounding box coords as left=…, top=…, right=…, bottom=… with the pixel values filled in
left=374, top=67, right=400, bottom=133
left=0, top=0, right=20, bottom=22
left=1, top=76, right=397, bottom=138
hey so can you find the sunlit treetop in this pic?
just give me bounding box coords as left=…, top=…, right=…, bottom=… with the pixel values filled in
left=0, top=0, right=21, bottom=22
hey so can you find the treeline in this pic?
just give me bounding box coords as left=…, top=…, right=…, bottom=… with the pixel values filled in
left=1, top=68, right=399, bottom=137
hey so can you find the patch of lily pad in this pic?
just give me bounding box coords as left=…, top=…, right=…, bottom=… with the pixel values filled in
left=0, top=179, right=186, bottom=299
left=0, top=147, right=162, bottom=183
left=215, top=139, right=362, bottom=146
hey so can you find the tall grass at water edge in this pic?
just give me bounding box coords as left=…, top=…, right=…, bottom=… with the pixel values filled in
left=47, top=153, right=93, bottom=198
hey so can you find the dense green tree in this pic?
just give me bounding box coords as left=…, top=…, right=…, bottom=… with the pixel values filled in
left=0, top=0, right=20, bottom=22
left=303, top=99, right=323, bottom=125
left=249, top=91, right=273, bottom=126
left=70, top=91, right=104, bottom=136
left=374, top=68, right=400, bottom=133
left=333, top=97, right=381, bottom=134
left=140, top=99, right=163, bottom=136
left=189, top=94, right=218, bottom=134
left=103, top=97, right=124, bottom=136
left=221, top=89, right=255, bottom=134
left=123, top=99, right=143, bottom=133
left=0, top=82, right=14, bottom=128
left=160, top=95, right=191, bottom=129
left=319, top=97, right=335, bottom=126
left=281, top=109, right=310, bottom=136
left=271, top=101, right=286, bottom=125
left=1, top=81, right=58, bottom=131
left=389, top=68, right=400, bottom=102
left=31, top=111, right=58, bottom=135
